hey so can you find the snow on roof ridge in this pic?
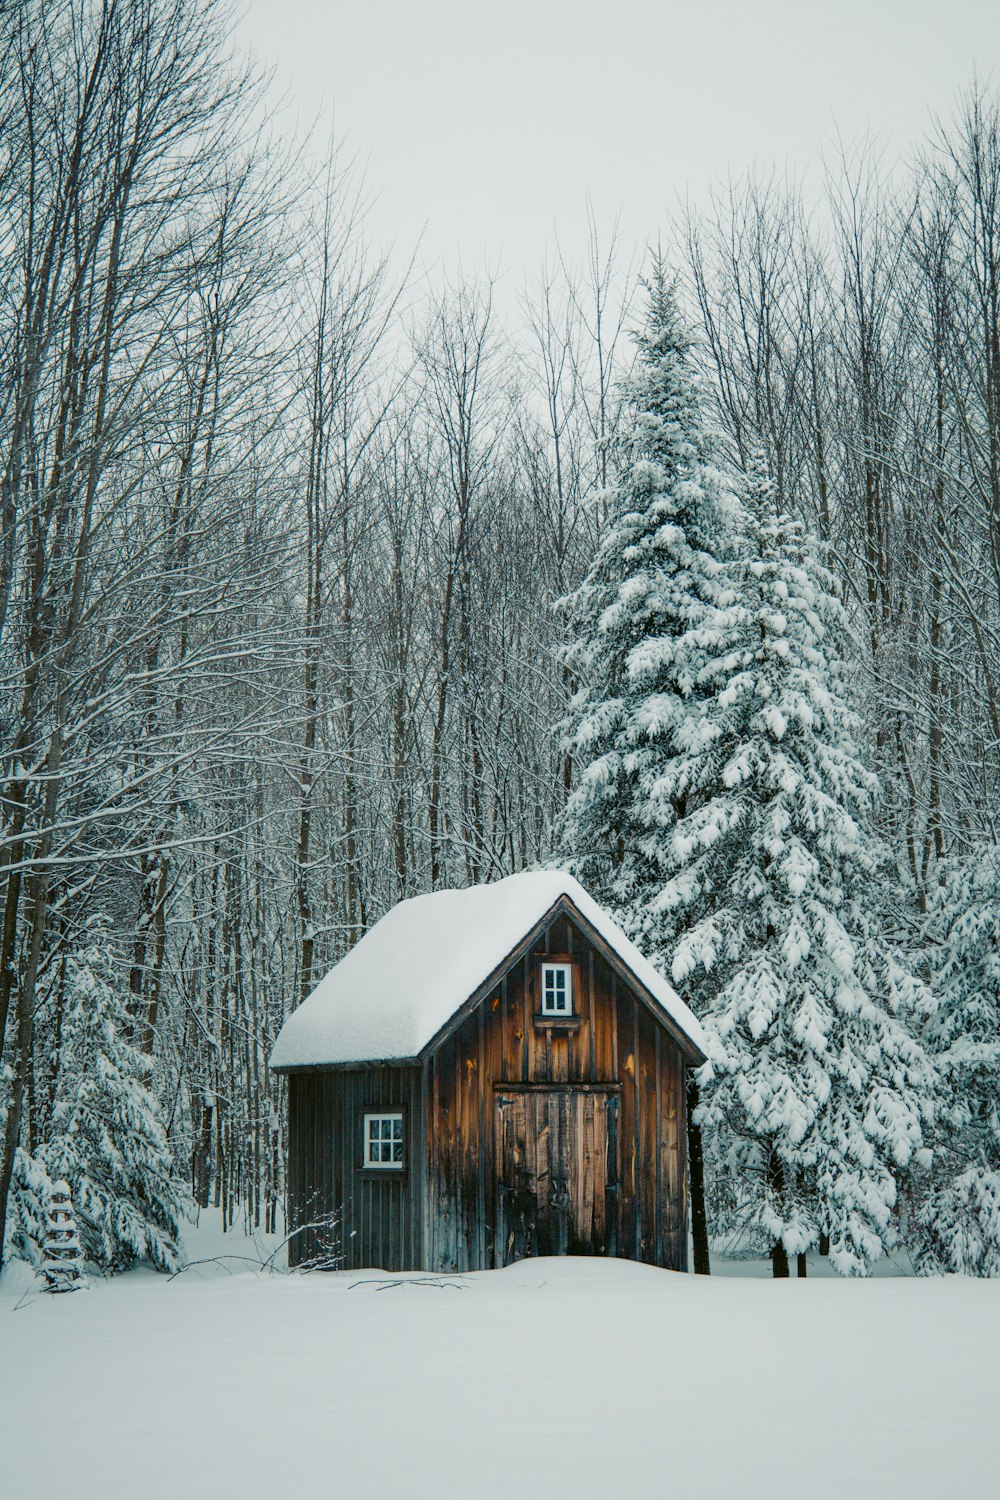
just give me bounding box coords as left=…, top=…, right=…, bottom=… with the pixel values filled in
left=269, top=869, right=706, bottom=1069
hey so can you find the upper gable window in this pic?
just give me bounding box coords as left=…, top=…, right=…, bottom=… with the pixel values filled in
left=364, top=1112, right=403, bottom=1169
left=540, top=962, right=573, bottom=1016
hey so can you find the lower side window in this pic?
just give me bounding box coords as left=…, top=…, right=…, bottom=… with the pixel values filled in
left=364, top=1112, right=403, bottom=1168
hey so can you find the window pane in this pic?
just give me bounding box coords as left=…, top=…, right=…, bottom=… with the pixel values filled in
left=364, top=1115, right=402, bottom=1165
left=542, top=965, right=572, bottom=1013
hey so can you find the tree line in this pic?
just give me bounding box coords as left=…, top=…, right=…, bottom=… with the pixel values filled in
left=0, top=0, right=997, bottom=1275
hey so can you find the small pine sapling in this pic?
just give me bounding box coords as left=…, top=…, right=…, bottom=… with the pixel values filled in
left=41, top=1180, right=85, bottom=1293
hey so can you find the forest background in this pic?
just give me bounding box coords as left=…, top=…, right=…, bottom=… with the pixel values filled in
left=1, top=0, right=998, bottom=1270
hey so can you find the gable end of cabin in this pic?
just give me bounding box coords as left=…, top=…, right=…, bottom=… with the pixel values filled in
left=423, top=901, right=692, bottom=1273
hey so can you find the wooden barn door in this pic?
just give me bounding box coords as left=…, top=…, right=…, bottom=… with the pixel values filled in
left=495, top=1088, right=619, bottom=1265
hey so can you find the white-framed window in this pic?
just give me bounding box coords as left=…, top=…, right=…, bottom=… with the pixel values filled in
left=363, top=1112, right=403, bottom=1169
left=540, top=962, right=573, bottom=1016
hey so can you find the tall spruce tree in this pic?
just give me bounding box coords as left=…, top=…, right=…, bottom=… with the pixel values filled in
left=556, top=266, right=738, bottom=1272
left=918, top=846, right=1000, bottom=1275
left=40, top=926, right=189, bottom=1273
left=560, top=383, right=935, bottom=1274
left=557, top=266, right=737, bottom=916
left=670, top=456, right=935, bottom=1275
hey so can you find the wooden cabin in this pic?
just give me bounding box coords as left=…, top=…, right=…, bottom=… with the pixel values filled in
left=269, top=872, right=706, bottom=1273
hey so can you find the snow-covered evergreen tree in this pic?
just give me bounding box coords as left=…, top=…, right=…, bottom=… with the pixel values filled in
left=3, top=1148, right=53, bottom=1269
left=557, top=269, right=935, bottom=1276
left=918, top=846, right=1000, bottom=1275
left=670, top=456, right=935, bottom=1274
left=556, top=263, right=738, bottom=928
left=39, top=925, right=189, bottom=1274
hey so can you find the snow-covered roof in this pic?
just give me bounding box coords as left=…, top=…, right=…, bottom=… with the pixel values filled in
left=269, top=871, right=706, bottom=1069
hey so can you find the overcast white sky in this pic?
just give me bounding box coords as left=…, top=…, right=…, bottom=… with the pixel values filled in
left=241, top=0, right=999, bottom=277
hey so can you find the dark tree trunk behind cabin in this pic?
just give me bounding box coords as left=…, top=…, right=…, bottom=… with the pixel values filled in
left=797, top=1252, right=808, bottom=1277
left=768, top=1150, right=789, bottom=1277
left=686, top=1074, right=711, bottom=1275
left=193, top=1098, right=213, bottom=1209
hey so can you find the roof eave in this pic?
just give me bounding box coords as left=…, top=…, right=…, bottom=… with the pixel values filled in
left=559, top=896, right=707, bottom=1065
left=270, top=1055, right=422, bottom=1075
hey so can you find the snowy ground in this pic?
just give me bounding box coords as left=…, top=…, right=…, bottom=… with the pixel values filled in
left=2, top=1213, right=997, bottom=1499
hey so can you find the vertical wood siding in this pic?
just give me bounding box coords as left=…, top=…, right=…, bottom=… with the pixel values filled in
left=426, top=912, right=689, bottom=1273
left=286, top=1064, right=422, bottom=1271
